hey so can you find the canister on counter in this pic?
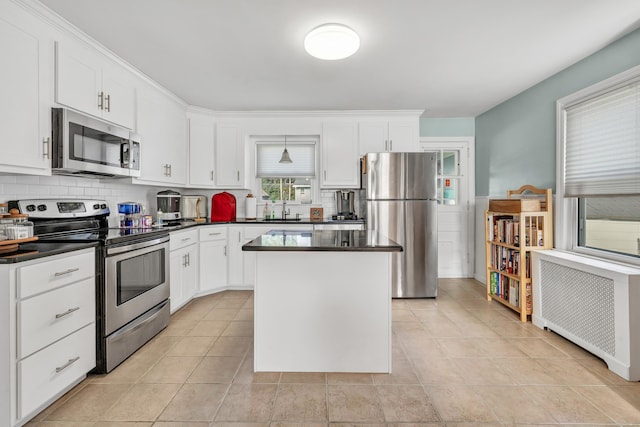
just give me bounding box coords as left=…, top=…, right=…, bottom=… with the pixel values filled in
left=245, top=193, right=257, bottom=220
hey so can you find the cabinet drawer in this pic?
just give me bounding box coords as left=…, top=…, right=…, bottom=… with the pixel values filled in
left=18, top=250, right=95, bottom=298
left=18, top=323, right=95, bottom=419
left=18, top=277, right=95, bottom=358
left=199, top=227, right=227, bottom=242
left=170, top=229, right=198, bottom=251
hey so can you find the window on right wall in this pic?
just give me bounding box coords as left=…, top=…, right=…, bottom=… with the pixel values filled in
left=558, top=66, right=640, bottom=261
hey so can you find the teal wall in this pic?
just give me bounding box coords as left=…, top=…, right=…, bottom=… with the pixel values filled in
left=420, top=117, right=475, bottom=137
left=475, top=27, right=640, bottom=197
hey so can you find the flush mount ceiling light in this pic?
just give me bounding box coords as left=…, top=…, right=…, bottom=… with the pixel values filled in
left=304, top=23, right=360, bottom=60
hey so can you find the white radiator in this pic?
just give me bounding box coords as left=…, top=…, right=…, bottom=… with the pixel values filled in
left=532, top=250, right=640, bottom=381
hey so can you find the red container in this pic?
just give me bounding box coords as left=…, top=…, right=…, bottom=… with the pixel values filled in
left=211, top=192, right=236, bottom=222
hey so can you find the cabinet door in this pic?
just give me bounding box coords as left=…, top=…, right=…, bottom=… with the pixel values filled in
left=169, top=246, right=187, bottom=313
left=101, top=62, right=136, bottom=129
left=55, top=41, right=102, bottom=119
left=215, top=123, right=244, bottom=188
left=227, top=226, right=244, bottom=285
left=137, top=83, right=187, bottom=185
left=388, top=121, right=418, bottom=152
left=183, top=244, right=198, bottom=304
left=199, top=239, right=227, bottom=293
left=0, top=8, right=52, bottom=173
left=321, top=122, right=360, bottom=188
left=188, top=115, right=216, bottom=187
left=358, top=121, right=388, bottom=155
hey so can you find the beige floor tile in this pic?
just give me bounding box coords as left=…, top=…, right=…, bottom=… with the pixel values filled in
left=473, top=337, right=528, bottom=357
left=510, top=337, right=572, bottom=358
left=327, top=385, right=385, bottom=422
left=577, top=357, right=640, bottom=385
left=526, top=385, right=614, bottom=424
left=372, top=355, right=420, bottom=385
left=161, top=319, right=199, bottom=336
left=269, top=423, right=328, bottom=427
left=411, top=358, right=466, bottom=385
left=532, top=358, right=607, bottom=385
left=401, top=336, right=447, bottom=359
left=376, top=385, right=439, bottom=422
left=140, top=356, right=201, bottom=383
left=234, top=308, right=254, bottom=321
left=207, top=336, right=252, bottom=357
left=35, top=422, right=96, bottom=426
left=436, top=337, right=489, bottom=357
left=453, top=357, right=516, bottom=385
left=215, top=299, right=248, bottom=309
left=421, top=319, right=463, bottom=338
left=188, top=356, right=244, bottom=383
left=94, top=423, right=153, bottom=426
left=158, top=383, right=228, bottom=421
left=573, top=385, right=640, bottom=423
left=215, top=383, right=278, bottom=422
left=424, top=385, right=499, bottom=423
left=543, top=331, right=602, bottom=359
left=233, top=357, right=281, bottom=384
left=134, top=335, right=183, bottom=360
left=101, top=383, right=180, bottom=421
left=453, top=321, right=500, bottom=338
left=204, top=308, right=241, bottom=321
left=272, top=383, right=327, bottom=422
left=90, top=352, right=159, bottom=384
left=327, top=373, right=373, bottom=385
left=473, top=385, right=556, bottom=424
left=211, top=423, right=269, bottom=427
left=187, top=320, right=231, bottom=337
left=166, top=336, right=216, bottom=357
left=281, top=372, right=327, bottom=384
left=392, top=308, right=419, bottom=322
left=46, top=383, right=132, bottom=422
left=222, top=320, right=254, bottom=337
left=153, top=422, right=210, bottom=427
left=171, top=305, right=214, bottom=322
left=494, top=357, right=562, bottom=385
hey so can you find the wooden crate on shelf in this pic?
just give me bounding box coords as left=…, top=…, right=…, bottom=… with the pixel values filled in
left=485, top=185, right=553, bottom=322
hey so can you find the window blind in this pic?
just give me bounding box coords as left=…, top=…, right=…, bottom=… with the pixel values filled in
left=564, top=81, right=640, bottom=197
left=256, top=142, right=316, bottom=178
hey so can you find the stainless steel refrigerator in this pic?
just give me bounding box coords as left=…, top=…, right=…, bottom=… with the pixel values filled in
left=363, top=152, right=438, bottom=298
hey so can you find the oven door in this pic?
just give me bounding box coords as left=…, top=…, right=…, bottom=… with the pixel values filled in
left=104, top=236, right=170, bottom=336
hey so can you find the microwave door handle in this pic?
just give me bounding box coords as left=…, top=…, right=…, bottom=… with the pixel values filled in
left=121, top=141, right=130, bottom=168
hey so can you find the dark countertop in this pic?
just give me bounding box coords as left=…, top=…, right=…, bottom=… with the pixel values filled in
left=242, top=230, right=402, bottom=252
left=0, top=241, right=98, bottom=264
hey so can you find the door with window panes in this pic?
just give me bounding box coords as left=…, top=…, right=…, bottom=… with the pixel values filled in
left=421, top=139, right=473, bottom=278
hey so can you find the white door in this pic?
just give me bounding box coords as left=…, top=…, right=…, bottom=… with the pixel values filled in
left=420, top=137, right=475, bottom=278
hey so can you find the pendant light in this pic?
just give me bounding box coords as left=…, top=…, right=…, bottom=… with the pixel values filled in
left=279, top=135, right=292, bottom=163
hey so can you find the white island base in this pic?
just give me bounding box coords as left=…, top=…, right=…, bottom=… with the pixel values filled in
left=253, top=251, right=392, bottom=373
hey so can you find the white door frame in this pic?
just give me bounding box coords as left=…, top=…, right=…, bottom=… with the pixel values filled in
left=420, top=136, right=475, bottom=278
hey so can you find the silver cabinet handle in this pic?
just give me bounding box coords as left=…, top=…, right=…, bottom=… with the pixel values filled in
left=182, top=254, right=187, bottom=267
left=181, top=237, right=191, bottom=242
left=324, top=170, right=327, bottom=180
left=389, top=140, right=393, bottom=151
left=56, top=356, right=80, bottom=373
left=43, top=137, right=50, bottom=159
left=186, top=253, right=190, bottom=266
left=238, top=232, right=241, bottom=243
left=224, top=245, right=227, bottom=256
left=209, top=232, right=222, bottom=236
left=211, top=170, right=214, bottom=181
left=98, top=91, right=104, bottom=110
left=105, top=94, right=111, bottom=112
left=237, top=170, right=240, bottom=181
left=54, top=268, right=79, bottom=277
left=168, top=164, right=172, bottom=177
left=55, top=307, right=80, bottom=319
left=385, top=140, right=388, bottom=151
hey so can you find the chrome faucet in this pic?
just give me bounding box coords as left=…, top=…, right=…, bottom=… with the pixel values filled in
left=281, top=198, right=290, bottom=220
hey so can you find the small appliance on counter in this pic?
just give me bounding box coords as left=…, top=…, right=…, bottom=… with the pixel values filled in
left=211, top=191, right=236, bottom=222
left=180, top=195, right=207, bottom=222
left=117, top=202, right=142, bottom=228
left=333, top=190, right=357, bottom=220
left=157, top=190, right=181, bottom=223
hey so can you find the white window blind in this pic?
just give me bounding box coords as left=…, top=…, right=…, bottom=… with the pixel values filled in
left=256, top=142, right=316, bottom=178
left=564, top=81, right=640, bottom=197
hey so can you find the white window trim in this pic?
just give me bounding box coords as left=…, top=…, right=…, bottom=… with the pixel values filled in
left=556, top=63, right=640, bottom=266
left=250, top=134, right=320, bottom=204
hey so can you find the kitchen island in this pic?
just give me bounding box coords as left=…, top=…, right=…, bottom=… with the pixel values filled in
left=243, top=229, right=402, bottom=373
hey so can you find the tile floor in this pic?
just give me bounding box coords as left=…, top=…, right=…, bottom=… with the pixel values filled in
left=27, top=278, right=640, bottom=426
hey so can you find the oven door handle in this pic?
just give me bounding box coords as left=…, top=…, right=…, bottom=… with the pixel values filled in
left=107, top=235, right=170, bottom=256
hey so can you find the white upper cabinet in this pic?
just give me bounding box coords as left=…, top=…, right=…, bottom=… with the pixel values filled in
left=215, top=123, right=245, bottom=188
left=56, top=40, right=135, bottom=129
left=321, top=121, right=360, bottom=188
left=136, top=82, right=188, bottom=186
left=358, top=119, right=419, bottom=155
left=0, top=4, right=54, bottom=174
left=188, top=113, right=216, bottom=187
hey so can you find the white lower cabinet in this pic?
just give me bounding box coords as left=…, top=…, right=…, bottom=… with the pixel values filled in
left=169, top=229, right=198, bottom=313
left=198, top=226, right=228, bottom=294
left=227, top=226, right=245, bottom=286
left=0, top=247, right=96, bottom=427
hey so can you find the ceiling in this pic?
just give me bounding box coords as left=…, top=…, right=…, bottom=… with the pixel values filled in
left=39, top=0, right=640, bottom=117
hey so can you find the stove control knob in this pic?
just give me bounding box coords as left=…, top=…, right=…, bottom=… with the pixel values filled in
left=100, top=204, right=107, bottom=209
left=26, top=204, right=36, bottom=212
left=37, top=204, right=47, bottom=211
left=93, top=204, right=100, bottom=210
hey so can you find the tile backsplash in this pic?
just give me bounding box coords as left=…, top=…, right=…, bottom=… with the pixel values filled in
left=0, top=175, right=362, bottom=226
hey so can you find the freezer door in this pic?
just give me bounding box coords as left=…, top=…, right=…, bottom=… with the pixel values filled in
left=368, top=200, right=437, bottom=298
left=366, top=152, right=437, bottom=200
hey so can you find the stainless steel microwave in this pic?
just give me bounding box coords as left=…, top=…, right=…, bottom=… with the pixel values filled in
left=52, top=108, right=140, bottom=178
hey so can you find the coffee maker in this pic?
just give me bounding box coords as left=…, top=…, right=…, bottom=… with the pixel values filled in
left=156, top=190, right=181, bottom=223
left=333, top=190, right=357, bottom=220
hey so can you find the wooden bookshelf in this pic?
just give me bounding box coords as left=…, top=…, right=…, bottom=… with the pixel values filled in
left=486, top=185, right=553, bottom=322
